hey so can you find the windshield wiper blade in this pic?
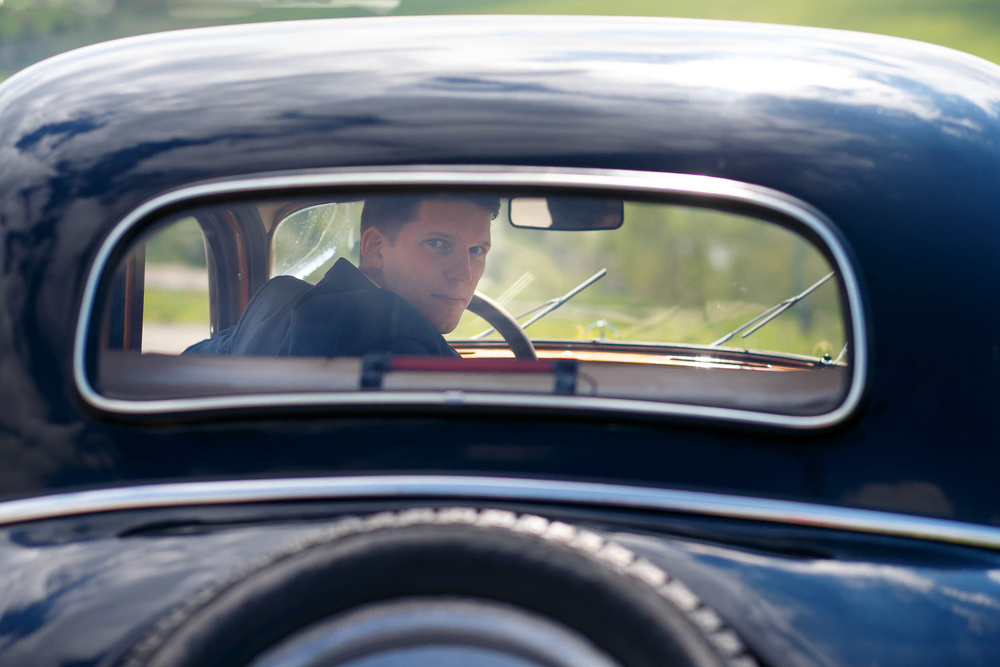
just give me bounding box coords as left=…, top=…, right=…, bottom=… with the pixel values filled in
left=520, top=268, right=607, bottom=330
left=471, top=268, right=607, bottom=339
left=709, top=271, right=835, bottom=347
left=835, top=342, right=848, bottom=364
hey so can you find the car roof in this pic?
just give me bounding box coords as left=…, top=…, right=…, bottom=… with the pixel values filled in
left=2, top=15, right=998, bottom=217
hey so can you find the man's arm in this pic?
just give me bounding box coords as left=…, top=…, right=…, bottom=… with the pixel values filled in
left=182, top=275, right=312, bottom=356
left=183, top=326, right=236, bottom=355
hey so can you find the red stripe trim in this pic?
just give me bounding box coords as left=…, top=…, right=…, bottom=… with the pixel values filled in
left=387, top=357, right=555, bottom=374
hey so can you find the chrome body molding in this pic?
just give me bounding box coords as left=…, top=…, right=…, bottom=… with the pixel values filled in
left=2, top=475, right=998, bottom=550
left=73, top=165, right=868, bottom=429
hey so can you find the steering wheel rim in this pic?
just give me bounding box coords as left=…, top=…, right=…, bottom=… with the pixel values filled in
left=467, top=292, right=537, bottom=360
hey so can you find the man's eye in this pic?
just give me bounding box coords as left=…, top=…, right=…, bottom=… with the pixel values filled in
left=470, top=246, right=487, bottom=256
left=426, top=239, right=445, bottom=248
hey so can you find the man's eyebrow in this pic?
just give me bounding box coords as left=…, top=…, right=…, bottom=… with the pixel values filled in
left=423, top=231, right=459, bottom=240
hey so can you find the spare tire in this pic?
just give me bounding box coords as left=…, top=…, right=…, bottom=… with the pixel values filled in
left=249, top=597, right=623, bottom=667
left=114, top=508, right=757, bottom=667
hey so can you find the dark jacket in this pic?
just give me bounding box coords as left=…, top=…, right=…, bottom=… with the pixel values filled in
left=183, top=258, right=459, bottom=358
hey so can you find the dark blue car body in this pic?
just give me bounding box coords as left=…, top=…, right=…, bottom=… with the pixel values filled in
left=0, top=15, right=999, bottom=667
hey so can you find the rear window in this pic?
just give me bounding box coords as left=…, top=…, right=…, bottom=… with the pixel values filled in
left=85, top=182, right=861, bottom=426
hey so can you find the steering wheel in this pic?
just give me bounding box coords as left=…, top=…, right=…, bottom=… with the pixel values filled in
left=467, top=292, right=537, bottom=360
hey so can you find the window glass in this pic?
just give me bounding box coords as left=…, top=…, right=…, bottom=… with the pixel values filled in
left=271, top=202, right=362, bottom=282
left=140, top=217, right=210, bottom=354
left=94, top=191, right=853, bottom=420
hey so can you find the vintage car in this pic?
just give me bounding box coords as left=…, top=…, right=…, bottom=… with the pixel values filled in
left=1, top=13, right=999, bottom=667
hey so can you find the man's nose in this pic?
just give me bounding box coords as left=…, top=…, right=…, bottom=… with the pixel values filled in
left=446, top=251, right=473, bottom=283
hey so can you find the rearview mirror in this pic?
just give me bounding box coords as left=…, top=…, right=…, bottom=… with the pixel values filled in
left=509, top=197, right=624, bottom=230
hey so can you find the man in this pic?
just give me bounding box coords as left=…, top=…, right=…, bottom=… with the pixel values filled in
left=184, top=195, right=498, bottom=357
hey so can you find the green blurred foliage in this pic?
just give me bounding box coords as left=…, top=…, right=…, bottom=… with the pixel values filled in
left=145, top=217, right=207, bottom=267
left=397, top=0, right=1000, bottom=65
left=0, top=1, right=367, bottom=78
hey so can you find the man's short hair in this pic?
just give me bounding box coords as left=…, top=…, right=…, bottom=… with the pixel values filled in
left=360, top=195, right=501, bottom=242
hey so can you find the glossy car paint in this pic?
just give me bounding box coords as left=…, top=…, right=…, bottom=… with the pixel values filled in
left=1, top=16, right=1000, bottom=665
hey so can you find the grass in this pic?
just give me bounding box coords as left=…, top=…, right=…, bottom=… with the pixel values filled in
left=143, top=288, right=209, bottom=325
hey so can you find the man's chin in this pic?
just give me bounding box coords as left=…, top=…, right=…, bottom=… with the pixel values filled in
left=424, top=300, right=466, bottom=334
left=434, top=318, right=461, bottom=335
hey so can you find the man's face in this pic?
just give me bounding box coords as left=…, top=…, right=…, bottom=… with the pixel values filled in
left=375, top=200, right=492, bottom=333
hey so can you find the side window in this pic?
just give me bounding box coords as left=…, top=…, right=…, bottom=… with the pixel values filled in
left=270, top=203, right=363, bottom=283
left=141, top=217, right=210, bottom=354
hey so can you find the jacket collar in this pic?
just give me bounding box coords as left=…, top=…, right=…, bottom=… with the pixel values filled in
left=319, top=257, right=379, bottom=293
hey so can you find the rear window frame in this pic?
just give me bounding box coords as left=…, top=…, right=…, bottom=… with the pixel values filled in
left=74, top=165, right=869, bottom=430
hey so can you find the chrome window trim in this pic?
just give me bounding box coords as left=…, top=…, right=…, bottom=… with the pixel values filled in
left=74, top=165, right=868, bottom=429
left=2, top=475, right=998, bottom=551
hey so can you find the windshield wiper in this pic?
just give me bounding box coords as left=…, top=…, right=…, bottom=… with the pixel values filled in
left=471, top=268, right=607, bottom=339
left=709, top=271, right=835, bottom=347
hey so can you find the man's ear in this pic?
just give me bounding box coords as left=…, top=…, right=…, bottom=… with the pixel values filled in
left=360, top=226, right=386, bottom=269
